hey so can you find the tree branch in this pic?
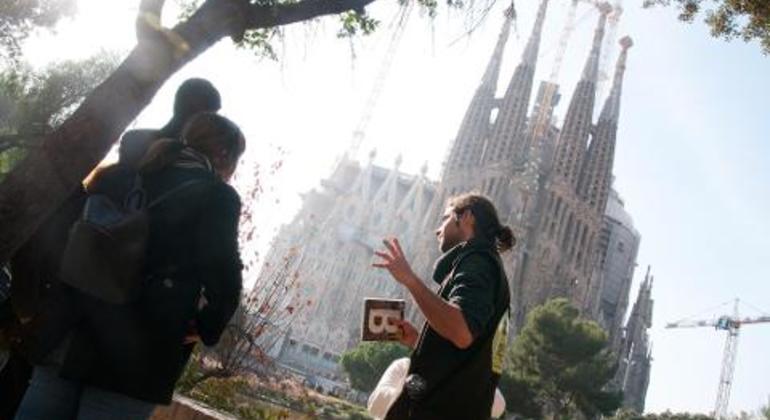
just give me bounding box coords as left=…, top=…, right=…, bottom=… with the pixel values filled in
left=137, top=0, right=168, bottom=41
left=246, top=0, right=378, bottom=29
left=0, top=0, right=385, bottom=263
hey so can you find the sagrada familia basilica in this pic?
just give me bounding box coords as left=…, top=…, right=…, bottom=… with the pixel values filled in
left=255, top=0, right=653, bottom=412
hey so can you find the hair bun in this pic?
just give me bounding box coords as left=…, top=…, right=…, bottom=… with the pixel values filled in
left=495, top=225, right=516, bottom=253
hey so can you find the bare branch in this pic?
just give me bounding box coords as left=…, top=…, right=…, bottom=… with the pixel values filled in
left=136, top=0, right=168, bottom=42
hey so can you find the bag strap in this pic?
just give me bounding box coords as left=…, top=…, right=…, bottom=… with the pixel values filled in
left=147, top=179, right=208, bottom=209
left=124, top=174, right=147, bottom=211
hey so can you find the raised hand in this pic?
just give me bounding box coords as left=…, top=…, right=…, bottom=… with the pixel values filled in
left=373, top=237, right=418, bottom=287
left=391, top=318, right=419, bottom=349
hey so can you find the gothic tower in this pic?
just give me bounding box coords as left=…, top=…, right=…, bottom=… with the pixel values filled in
left=481, top=0, right=549, bottom=168
left=441, top=5, right=515, bottom=193
left=618, top=267, right=654, bottom=413
left=580, top=36, right=633, bottom=214
left=254, top=1, right=649, bottom=405
left=516, top=6, right=613, bottom=322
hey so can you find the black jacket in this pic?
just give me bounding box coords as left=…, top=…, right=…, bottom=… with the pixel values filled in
left=12, top=164, right=243, bottom=404
left=386, top=240, right=510, bottom=420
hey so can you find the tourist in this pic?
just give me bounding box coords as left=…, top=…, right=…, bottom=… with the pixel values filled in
left=373, top=194, right=513, bottom=419
left=13, top=112, right=246, bottom=419
left=118, top=77, right=222, bottom=168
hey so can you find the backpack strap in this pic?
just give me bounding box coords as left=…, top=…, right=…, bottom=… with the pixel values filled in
left=124, top=174, right=147, bottom=211
left=147, top=179, right=208, bottom=209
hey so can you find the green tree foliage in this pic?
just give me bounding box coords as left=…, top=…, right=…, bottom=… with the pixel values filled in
left=0, top=54, right=118, bottom=136
left=340, top=342, right=409, bottom=392
left=507, top=298, right=622, bottom=419
left=607, top=397, right=770, bottom=420
left=0, top=53, right=118, bottom=175
left=608, top=409, right=715, bottom=420
left=760, top=396, right=770, bottom=420
left=0, top=0, right=77, bottom=62
left=498, top=370, right=544, bottom=419
left=645, top=0, right=770, bottom=55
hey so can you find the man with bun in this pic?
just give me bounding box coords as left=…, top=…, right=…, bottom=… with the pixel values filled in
left=374, top=193, right=514, bottom=420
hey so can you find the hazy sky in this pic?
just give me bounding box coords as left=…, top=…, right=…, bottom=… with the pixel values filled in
left=22, top=0, right=770, bottom=414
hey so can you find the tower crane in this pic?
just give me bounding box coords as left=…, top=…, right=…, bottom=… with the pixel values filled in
left=666, top=299, right=770, bottom=419
left=346, top=0, right=414, bottom=160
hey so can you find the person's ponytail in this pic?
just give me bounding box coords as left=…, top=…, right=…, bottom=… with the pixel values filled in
left=448, top=193, right=517, bottom=254
left=495, top=225, right=515, bottom=253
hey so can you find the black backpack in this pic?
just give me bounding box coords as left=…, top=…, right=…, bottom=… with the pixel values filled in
left=60, top=175, right=201, bottom=304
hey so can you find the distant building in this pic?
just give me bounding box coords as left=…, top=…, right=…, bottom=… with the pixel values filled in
left=255, top=156, right=435, bottom=385
left=595, top=189, right=641, bottom=351
left=255, top=0, right=653, bottom=408
left=617, top=268, right=654, bottom=413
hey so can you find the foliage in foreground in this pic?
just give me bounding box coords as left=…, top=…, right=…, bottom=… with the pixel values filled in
left=179, top=362, right=371, bottom=420
left=0, top=53, right=118, bottom=176
left=340, top=341, right=409, bottom=393
left=0, top=0, right=76, bottom=62
left=608, top=409, right=715, bottom=420
left=504, top=298, right=622, bottom=419
left=645, top=0, right=770, bottom=55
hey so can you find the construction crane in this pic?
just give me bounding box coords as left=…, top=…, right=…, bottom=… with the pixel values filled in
left=346, top=1, right=414, bottom=159
left=666, top=299, right=770, bottom=419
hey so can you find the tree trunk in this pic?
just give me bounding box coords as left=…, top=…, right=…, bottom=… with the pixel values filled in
left=0, top=0, right=375, bottom=263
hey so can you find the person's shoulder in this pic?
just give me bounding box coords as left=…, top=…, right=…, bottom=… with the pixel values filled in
left=119, top=128, right=162, bottom=164
left=211, top=181, right=240, bottom=205
left=122, top=128, right=159, bottom=140
left=120, top=129, right=160, bottom=150
left=191, top=175, right=240, bottom=209
left=160, top=168, right=235, bottom=197
left=456, top=249, right=498, bottom=271
left=87, top=163, right=133, bottom=193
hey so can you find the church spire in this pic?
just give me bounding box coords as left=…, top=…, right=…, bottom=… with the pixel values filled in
left=482, top=0, right=550, bottom=165
left=521, top=0, right=549, bottom=66
left=579, top=36, right=632, bottom=213
left=444, top=4, right=514, bottom=174
left=582, top=3, right=612, bottom=83
left=599, top=35, right=631, bottom=123
left=551, top=4, right=611, bottom=188
left=481, top=4, right=516, bottom=87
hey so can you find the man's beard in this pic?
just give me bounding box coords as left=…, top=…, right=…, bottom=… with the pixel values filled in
left=439, top=234, right=460, bottom=253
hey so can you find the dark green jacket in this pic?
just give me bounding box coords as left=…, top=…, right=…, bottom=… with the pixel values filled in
left=387, top=239, right=510, bottom=420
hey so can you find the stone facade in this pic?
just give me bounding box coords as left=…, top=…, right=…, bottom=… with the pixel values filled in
left=254, top=0, right=653, bottom=407
left=617, top=268, right=654, bottom=413
left=595, top=190, right=640, bottom=349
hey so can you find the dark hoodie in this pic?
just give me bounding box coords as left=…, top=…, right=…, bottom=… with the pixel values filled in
left=386, top=239, right=511, bottom=420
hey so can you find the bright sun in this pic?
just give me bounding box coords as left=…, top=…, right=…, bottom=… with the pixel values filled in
left=22, top=0, right=181, bottom=67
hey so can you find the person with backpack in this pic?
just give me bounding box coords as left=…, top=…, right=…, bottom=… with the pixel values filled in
left=13, top=112, right=246, bottom=420
left=0, top=78, right=225, bottom=419
left=118, top=77, right=222, bottom=169
left=373, top=194, right=514, bottom=420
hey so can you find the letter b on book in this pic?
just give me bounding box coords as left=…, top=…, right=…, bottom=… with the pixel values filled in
left=362, top=298, right=405, bottom=341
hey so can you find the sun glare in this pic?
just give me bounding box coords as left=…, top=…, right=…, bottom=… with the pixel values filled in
left=23, top=0, right=139, bottom=67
